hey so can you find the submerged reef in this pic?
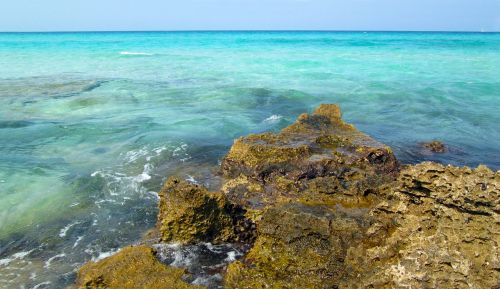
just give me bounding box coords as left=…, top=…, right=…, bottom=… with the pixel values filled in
left=75, top=104, right=499, bottom=289
left=420, top=140, right=447, bottom=153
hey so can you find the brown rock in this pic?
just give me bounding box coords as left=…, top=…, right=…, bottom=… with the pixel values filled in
left=225, top=203, right=370, bottom=289
left=342, top=162, right=500, bottom=289
left=157, top=177, right=254, bottom=244
left=75, top=245, right=202, bottom=289
left=221, top=104, right=399, bottom=213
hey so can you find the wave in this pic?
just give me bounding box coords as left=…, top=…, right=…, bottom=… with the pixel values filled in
left=263, top=114, right=283, bottom=124
left=0, top=249, right=34, bottom=267
left=119, top=51, right=155, bottom=56
left=59, top=221, right=82, bottom=238
left=153, top=242, right=245, bottom=288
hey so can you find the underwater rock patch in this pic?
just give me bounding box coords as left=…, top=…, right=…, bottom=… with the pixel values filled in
left=420, top=140, right=447, bottom=153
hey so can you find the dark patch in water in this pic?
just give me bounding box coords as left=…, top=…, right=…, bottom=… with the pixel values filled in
left=0, top=120, right=34, bottom=129
left=92, top=147, right=109, bottom=154
left=82, top=81, right=105, bottom=93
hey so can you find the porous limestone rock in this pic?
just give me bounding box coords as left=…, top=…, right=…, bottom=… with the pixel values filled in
left=74, top=245, right=202, bottom=289
left=341, top=162, right=500, bottom=289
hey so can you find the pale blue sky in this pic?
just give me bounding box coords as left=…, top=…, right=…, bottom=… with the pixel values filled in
left=0, top=0, right=499, bottom=32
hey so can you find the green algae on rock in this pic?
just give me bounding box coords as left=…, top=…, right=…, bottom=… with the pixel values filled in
left=225, top=203, right=370, bottom=289
left=224, top=162, right=500, bottom=289
left=221, top=104, right=399, bottom=212
left=74, top=245, right=202, bottom=289
left=157, top=177, right=254, bottom=244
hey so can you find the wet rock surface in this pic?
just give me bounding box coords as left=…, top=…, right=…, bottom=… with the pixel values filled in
left=74, top=245, right=202, bottom=289
left=75, top=104, right=499, bottom=289
left=221, top=104, right=399, bottom=214
left=225, top=203, right=370, bottom=289
left=157, top=177, right=254, bottom=244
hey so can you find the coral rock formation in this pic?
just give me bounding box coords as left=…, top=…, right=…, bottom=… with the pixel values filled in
left=342, top=162, right=500, bottom=289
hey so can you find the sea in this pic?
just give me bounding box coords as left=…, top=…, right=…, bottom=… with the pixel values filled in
left=0, top=31, right=499, bottom=288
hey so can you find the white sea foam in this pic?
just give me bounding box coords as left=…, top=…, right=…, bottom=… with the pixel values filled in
left=59, top=221, right=81, bottom=237
left=134, top=172, right=151, bottom=182
left=44, top=253, right=65, bottom=268
left=119, top=51, right=154, bottom=56
left=92, top=249, right=120, bottom=261
left=0, top=250, right=34, bottom=267
left=263, top=114, right=282, bottom=124
left=192, top=274, right=223, bottom=287
left=73, top=236, right=84, bottom=248
left=225, top=251, right=237, bottom=262
left=185, top=175, right=198, bottom=184
left=32, top=282, right=51, bottom=289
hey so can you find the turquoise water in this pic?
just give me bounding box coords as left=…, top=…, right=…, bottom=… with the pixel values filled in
left=0, top=31, right=499, bottom=288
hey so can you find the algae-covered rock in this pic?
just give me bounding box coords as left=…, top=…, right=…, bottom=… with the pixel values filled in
left=74, top=104, right=500, bottom=289
left=342, top=162, right=500, bottom=289
left=221, top=104, right=399, bottom=212
left=225, top=203, right=370, bottom=289
left=420, top=140, right=447, bottom=153
left=75, top=245, right=202, bottom=289
left=157, top=177, right=254, bottom=244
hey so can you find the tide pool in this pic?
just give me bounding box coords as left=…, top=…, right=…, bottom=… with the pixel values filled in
left=0, top=31, right=499, bottom=288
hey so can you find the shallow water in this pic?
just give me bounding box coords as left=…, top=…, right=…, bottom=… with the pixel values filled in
left=0, top=31, right=499, bottom=288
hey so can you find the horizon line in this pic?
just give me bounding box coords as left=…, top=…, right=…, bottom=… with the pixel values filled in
left=0, top=29, right=498, bottom=34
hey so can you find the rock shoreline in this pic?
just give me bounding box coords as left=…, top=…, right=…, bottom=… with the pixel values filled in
left=73, top=104, right=499, bottom=289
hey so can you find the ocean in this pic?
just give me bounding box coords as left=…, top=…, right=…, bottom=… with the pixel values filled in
left=0, top=31, right=499, bottom=288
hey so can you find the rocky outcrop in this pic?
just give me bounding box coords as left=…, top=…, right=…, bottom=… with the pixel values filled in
left=221, top=104, right=399, bottom=216
left=74, top=246, right=201, bottom=289
left=342, top=162, right=499, bottom=289
left=225, top=203, right=370, bottom=288
left=74, top=104, right=499, bottom=289
left=157, top=177, right=254, bottom=244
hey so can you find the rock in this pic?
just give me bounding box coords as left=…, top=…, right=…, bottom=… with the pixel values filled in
left=157, top=177, right=254, bottom=244
left=225, top=203, right=370, bottom=289
left=341, top=162, right=500, bottom=289
left=221, top=104, right=399, bottom=213
left=74, top=245, right=202, bottom=289
left=74, top=104, right=500, bottom=289
left=421, top=140, right=447, bottom=153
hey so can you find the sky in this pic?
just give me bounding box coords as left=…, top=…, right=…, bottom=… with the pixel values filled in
left=0, top=0, right=499, bottom=32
